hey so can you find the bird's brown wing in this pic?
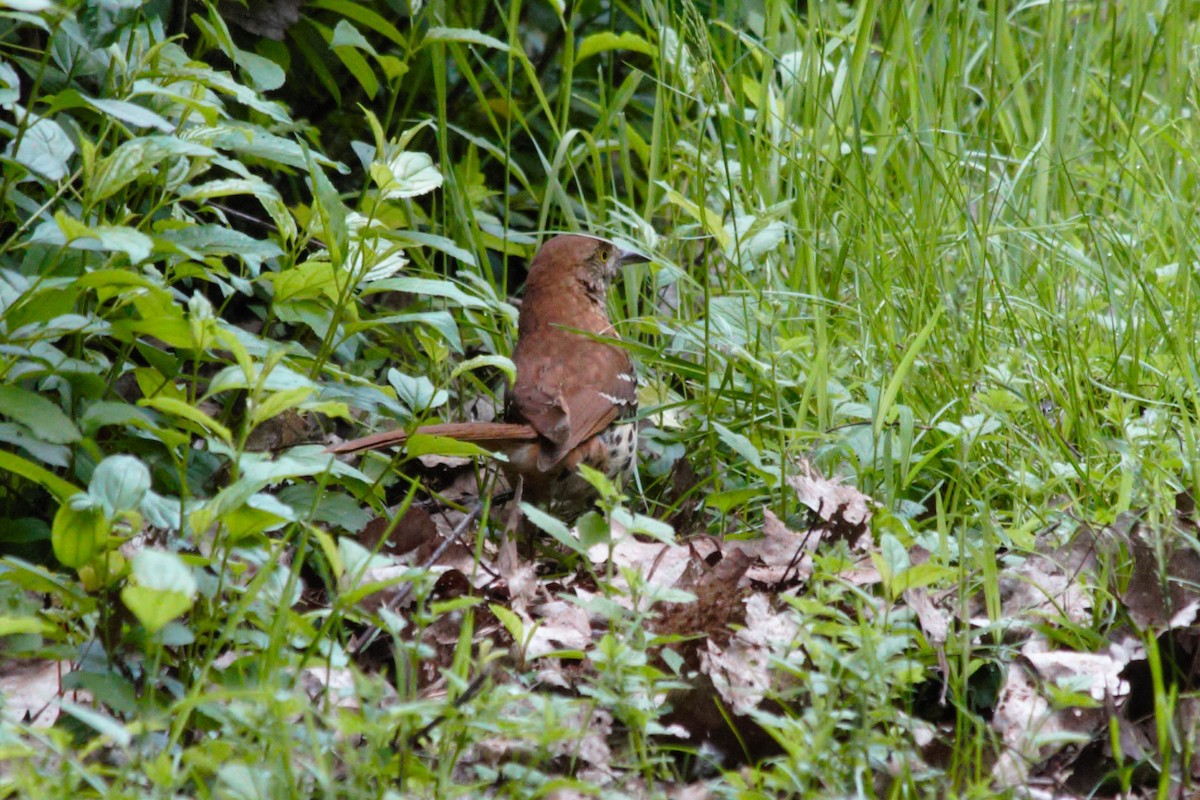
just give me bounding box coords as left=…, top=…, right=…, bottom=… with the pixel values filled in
left=510, top=330, right=636, bottom=472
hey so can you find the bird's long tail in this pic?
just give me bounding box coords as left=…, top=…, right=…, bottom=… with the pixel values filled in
left=327, top=422, right=539, bottom=454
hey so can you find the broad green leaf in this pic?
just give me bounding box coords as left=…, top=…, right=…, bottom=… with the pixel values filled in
left=366, top=310, right=463, bottom=352
left=228, top=46, right=286, bottom=91
left=163, top=64, right=290, bottom=123
left=0, top=615, right=52, bottom=636
left=712, top=421, right=764, bottom=470
left=29, top=215, right=154, bottom=263
left=207, top=362, right=315, bottom=394
left=0, top=422, right=70, bottom=467
left=391, top=230, right=478, bottom=267
left=450, top=354, right=516, bottom=385
left=59, top=702, right=131, bottom=748
left=180, top=177, right=280, bottom=203
left=424, top=26, right=510, bottom=52
left=310, top=0, right=405, bottom=46
left=0, top=384, right=81, bottom=443
left=372, top=150, right=442, bottom=199
left=331, top=19, right=377, bottom=55
left=82, top=95, right=173, bottom=132
left=364, top=276, right=488, bottom=308
left=195, top=124, right=347, bottom=172
left=332, top=36, right=379, bottom=98
left=337, top=535, right=392, bottom=579
left=0, top=60, right=19, bottom=108
left=612, top=508, right=675, bottom=543
left=249, top=387, right=314, bottom=428
left=404, top=433, right=503, bottom=459
left=388, top=370, right=447, bottom=413
left=7, top=115, right=74, bottom=181
left=88, top=455, right=150, bottom=515
left=0, top=450, right=79, bottom=501
left=139, top=396, right=233, bottom=443
left=91, top=135, right=215, bottom=200
left=121, top=549, right=196, bottom=633
left=155, top=224, right=282, bottom=262
left=1, top=0, right=55, bottom=10
left=520, top=503, right=581, bottom=555
left=577, top=31, right=655, bottom=62
left=51, top=496, right=108, bottom=569
left=263, top=260, right=339, bottom=304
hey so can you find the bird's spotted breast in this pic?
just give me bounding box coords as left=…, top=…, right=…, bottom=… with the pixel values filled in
left=589, top=421, right=638, bottom=483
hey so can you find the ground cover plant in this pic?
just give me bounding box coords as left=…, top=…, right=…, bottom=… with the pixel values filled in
left=2, top=0, right=1200, bottom=796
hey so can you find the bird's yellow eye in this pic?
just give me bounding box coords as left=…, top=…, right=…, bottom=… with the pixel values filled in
left=595, top=244, right=611, bottom=260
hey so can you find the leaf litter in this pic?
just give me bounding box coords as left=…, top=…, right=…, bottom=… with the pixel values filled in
left=326, top=454, right=1200, bottom=796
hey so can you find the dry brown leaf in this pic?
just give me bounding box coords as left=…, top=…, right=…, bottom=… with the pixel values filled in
left=1121, top=520, right=1200, bottom=630
left=731, top=508, right=820, bottom=586
left=991, top=637, right=1130, bottom=789
left=904, top=587, right=950, bottom=646
left=787, top=460, right=875, bottom=544
left=0, top=658, right=71, bottom=726
left=971, top=530, right=1096, bottom=632
left=701, top=593, right=800, bottom=716
left=524, top=599, right=591, bottom=659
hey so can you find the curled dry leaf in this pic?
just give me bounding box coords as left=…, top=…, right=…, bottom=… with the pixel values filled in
left=702, top=592, right=801, bottom=717
left=970, top=529, right=1097, bottom=632
left=0, top=658, right=72, bottom=727
left=729, top=508, right=820, bottom=586
left=991, top=637, right=1132, bottom=789
left=787, top=460, right=875, bottom=545
left=1120, top=519, right=1200, bottom=631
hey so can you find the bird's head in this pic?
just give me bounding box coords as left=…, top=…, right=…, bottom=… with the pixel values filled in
left=527, top=234, right=649, bottom=303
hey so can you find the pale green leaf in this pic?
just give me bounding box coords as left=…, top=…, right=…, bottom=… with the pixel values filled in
left=0, top=384, right=80, bottom=443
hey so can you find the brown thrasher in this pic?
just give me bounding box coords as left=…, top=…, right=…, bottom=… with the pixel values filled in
left=329, top=234, right=649, bottom=518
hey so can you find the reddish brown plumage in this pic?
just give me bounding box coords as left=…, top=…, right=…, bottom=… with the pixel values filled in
left=329, top=233, right=647, bottom=515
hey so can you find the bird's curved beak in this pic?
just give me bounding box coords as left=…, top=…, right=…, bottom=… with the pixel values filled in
left=617, top=247, right=651, bottom=267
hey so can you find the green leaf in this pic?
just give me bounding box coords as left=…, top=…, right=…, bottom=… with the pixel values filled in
left=332, top=37, right=379, bottom=99
left=197, top=123, right=346, bottom=172
left=388, top=370, right=447, bottom=414
left=0, top=423, right=70, bottom=467
left=0, top=450, right=80, bottom=501
left=0, top=60, right=20, bottom=108
left=59, top=702, right=131, bottom=748
left=29, top=215, right=153, bottom=263
left=363, top=276, right=488, bottom=308
left=51, top=496, right=108, bottom=569
left=520, top=502, right=582, bottom=555
left=91, top=135, right=216, bottom=201
left=490, top=603, right=525, bottom=643
left=89, top=455, right=151, bottom=516
left=577, top=31, right=655, bottom=62
left=9, top=115, right=74, bottom=181
left=0, top=615, right=52, bottom=636
left=120, top=549, right=197, bottom=633
left=81, top=95, right=173, bottom=132
left=424, top=27, right=510, bottom=52
left=249, top=387, right=314, bottom=428
left=0, top=384, right=80, bottom=443
left=139, top=396, right=233, bottom=443
left=450, top=354, right=516, bottom=385
left=612, top=508, right=675, bottom=543
left=155, top=224, right=282, bottom=262
left=712, top=421, right=764, bottom=470
left=310, top=0, right=406, bottom=46
left=330, top=19, right=377, bottom=55
left=403, top=433, right=501, bottom=459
